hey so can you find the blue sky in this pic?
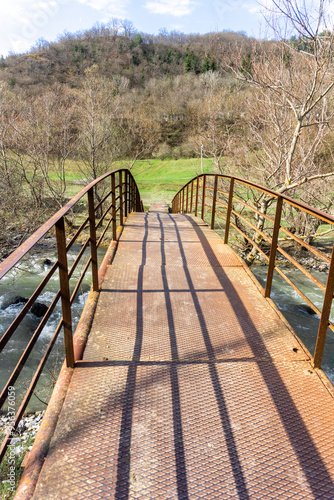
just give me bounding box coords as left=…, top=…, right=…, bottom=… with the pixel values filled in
left=0, top=0, right=263, bottom=57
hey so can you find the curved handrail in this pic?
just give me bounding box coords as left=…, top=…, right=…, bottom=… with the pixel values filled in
left=0, top=168, right=142, bottom=464
left=172, top=174, right=334, bottom=225
left=0, top=169, right=137, bottom=280
left=172, top=173, right=334, bottom=371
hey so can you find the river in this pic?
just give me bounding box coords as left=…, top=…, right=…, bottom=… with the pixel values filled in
left=252, top=263, right=334, bottom=383
left=0, top=247, right=333, bottom=414
left=0, top=243, right=103, bottom=413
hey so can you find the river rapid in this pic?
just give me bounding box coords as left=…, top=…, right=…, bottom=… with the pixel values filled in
left=252, top=263, right=334, bottom=384
left=0, top=243, right=104, bottom=413
left=0, top=247, right=333, bottom=414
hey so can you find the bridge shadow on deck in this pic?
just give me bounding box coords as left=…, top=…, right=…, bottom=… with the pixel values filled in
left=112, top=210, right=334, bottom=498
left=33, top=209, right=334, bottom=499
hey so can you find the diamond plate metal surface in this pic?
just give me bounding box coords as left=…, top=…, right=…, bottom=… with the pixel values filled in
left=31, top=206, right=334, bottom=499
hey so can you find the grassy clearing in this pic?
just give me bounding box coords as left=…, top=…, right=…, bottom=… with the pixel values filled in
left=49, top=157, right=215, bottom=206
left=122, top=158, right=215, bottom=205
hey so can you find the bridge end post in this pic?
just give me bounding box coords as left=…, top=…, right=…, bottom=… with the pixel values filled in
left=55, top=217, right=74, bottom=369
left=224, top=178, right=234, bottom=244
left=211, top=175, right=218, bottom=230
left=201, top=174, right=207, bottom=221
left=195, top=177, right=199, bottom=217
left=314, top=245, right=334, bottom=368
left=88, top=188, right=99, bottom=292
left=111, top=174, right=117, bottom=240
left=265, top=196, right=283, bottom=298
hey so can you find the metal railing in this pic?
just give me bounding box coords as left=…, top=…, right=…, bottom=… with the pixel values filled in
left=172, top=174, right=334, bottom=371
left=0, top=169, right=142, bottom=463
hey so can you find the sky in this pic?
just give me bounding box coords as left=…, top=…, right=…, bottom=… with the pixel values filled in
left=0, top=0, right=264, bottom=57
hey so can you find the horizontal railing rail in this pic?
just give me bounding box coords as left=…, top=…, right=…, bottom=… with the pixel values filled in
left=0, top=169, right=142, bottom=463
left=172, top=174, right=334, bottom=371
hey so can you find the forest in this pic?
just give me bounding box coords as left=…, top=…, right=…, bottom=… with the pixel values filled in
left=1, top=1, right=334, bottom=258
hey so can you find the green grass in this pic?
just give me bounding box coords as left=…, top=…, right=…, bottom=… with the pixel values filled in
left=51, top=158, right=215, bottom=205
left=0, top=433, right=35, bottom=500
left=129, top=158, right=215, bottom=205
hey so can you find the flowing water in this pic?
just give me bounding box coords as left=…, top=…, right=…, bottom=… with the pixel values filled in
left=1, top=246, right=333, bottom=414
left=251, top=263, right=334, bottom=384
left=0, top=243, right=105, bottom=413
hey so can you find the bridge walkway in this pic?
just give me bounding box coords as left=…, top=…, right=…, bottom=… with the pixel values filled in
left=30, top=204, right=334, bottom=499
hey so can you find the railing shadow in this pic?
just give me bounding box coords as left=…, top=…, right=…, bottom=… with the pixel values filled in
left=38, top=209, right=334, bottom=499
left=182, top=213, right=334, bottom=497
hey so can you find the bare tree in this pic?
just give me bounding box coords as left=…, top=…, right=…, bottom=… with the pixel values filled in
left=119, top=105, right=161, bottom=170
left=191, top=80, right=239, bottom=173
left=76, top=65, right=122, bottom=186
left=228, top=0, right=334, bottom=262
left=18, top=85, right=77, bottom=208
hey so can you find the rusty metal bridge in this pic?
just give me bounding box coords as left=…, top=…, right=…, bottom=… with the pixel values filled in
left=1, top=170, right=334, bottom=499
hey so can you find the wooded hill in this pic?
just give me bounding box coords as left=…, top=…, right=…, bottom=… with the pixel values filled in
left=1, top=9, right=334, bottom=258
left=0, top=23, right=250, bottom=90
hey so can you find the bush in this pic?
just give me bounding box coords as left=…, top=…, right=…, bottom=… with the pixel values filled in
left=153, top=143, right=173, bottom=160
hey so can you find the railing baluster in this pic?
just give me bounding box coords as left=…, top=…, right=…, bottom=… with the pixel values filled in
left=190, top=180, right=194, bottom=214
left=265, top=196, right=283, bottom=298
left=186, top=184, right=189, bottom=213
left=88, top=188, right=99, bottom=292
left=124, top=170, right=128, bottom=218
left=55, top=217, right=74, bottom=368
left=131, top=175, right=135, bottom=212
left=211, top=175, right=218, bottom=230
left=111, top=174, right=117, bottom=241
left=195, top=177, right=199, bottom=217
left=119, top=171, right=124, bottom=225
left=313, top=246, right=334, bottom=368
left=201, top=174, right=207, bottom=220
left=136, top=185, right=142, bottom=212
left=129, top=173, right=133, bottom=213
left=224, top=177, right=234, bottom=244
left=182, top=188, right=185, bottom=214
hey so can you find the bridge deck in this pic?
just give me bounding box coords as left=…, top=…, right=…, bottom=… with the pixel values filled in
left=31, top=205, right=334, bottom=499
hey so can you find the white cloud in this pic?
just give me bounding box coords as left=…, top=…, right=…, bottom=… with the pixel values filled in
left=0, top=0, right=68, bottom=54
left=145, top=0, right=196, bottom=17
left=0, top=0, right=129, bottom=56
left=213, top=0, right=258, bottom=19
left=77, top=0, right=128, bottom=17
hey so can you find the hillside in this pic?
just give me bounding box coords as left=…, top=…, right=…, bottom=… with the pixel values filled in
left=0, top=14, right=334, bottom=259
left=0, top=24, right=251, bottom=90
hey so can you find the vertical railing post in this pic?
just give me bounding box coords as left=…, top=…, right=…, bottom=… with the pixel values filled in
left=55, top=217, right=74, bottom=368
left=131, top=175, right=135, bottom=212
left=186, top=184, right=189, bottom=213
left=224, top=177, right=235, bottom=244
left=131, top=176, right=135, bottom=212
left=136, top=186, right=141, bottom=212
left=211, top=175, right=218, bottom=230
left=201, top=174, right=207, bottom=220
left=313, top=246, right=334, bottom=368
left=124, top=171, right=128, bottom=218
left=128, top=173, right=132, bottom=213
left=190, top=180, right=194, bottom=214
left=182, top=188, right=185, bottom=214
left=88, top=188, right=99, bottom=292
left=265, top=196, right=283, bottom=298
left=111, top=174, right=117, bottom=241
left=119, top=171, right=124, bottom=225
left=195, top=177, right=199, bottom=217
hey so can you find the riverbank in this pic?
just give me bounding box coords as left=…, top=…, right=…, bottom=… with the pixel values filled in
left=0, top=411, right=45, bottom=500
